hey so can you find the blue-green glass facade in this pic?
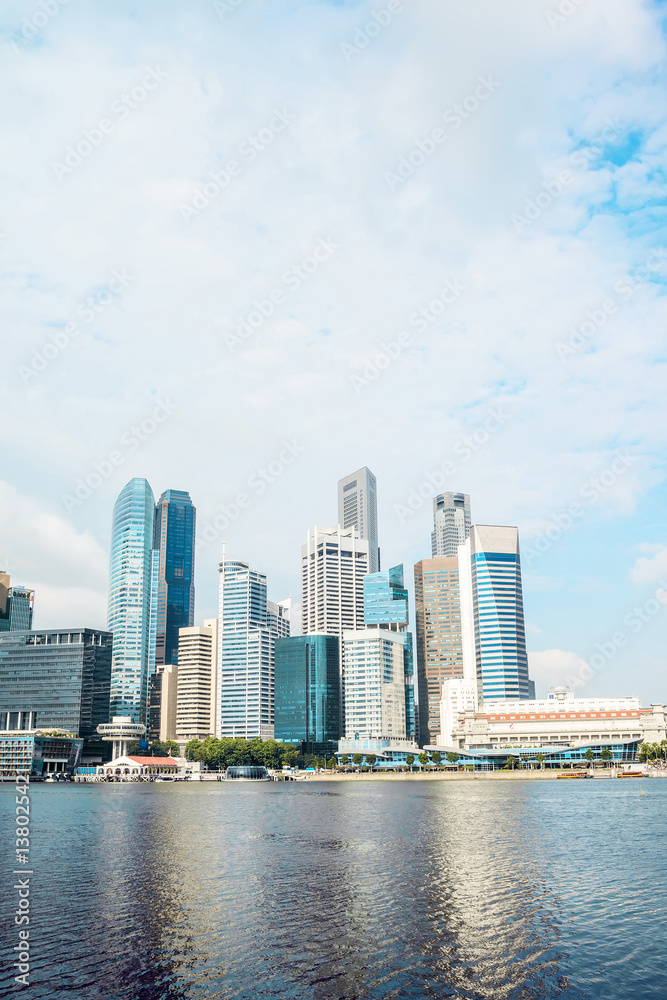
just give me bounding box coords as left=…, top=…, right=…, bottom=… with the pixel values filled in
left=274, top=635, right=340, bottom=754
left=363, top=565, right=408, bottom=627
left=107, top=478, right=155, bottom=723
left=154, top=490, right=196, bottom=667
left=471, top=548, right=530, bottom=701
left=0, top=586, right=35, bottom=632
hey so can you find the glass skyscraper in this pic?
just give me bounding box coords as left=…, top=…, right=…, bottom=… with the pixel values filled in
left=363, top=565, right=408, bottom=630
left=0, top=574, right=35, bottom=632
left=0, top=627, right=112, bottom=757
left=217, top=556, right=277, bottom=740
left=467, top=525, right=531, bottom=701
left=107, top=478, right=155, bottom=724
left=153, top=489, right=196, bottom=667
left=274, top=635, right=340, bottom=755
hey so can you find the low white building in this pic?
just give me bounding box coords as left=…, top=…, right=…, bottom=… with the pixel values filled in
left=449, top=686, right=667, bottom=751
left=439, top=678, right=478, bottom=745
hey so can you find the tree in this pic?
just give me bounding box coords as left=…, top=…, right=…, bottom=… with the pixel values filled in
left=600, top=748, right=612, bottom=768
left=418, top=752, right=429, bottom=769
left=446, top=752, right=459, bottom=766
left=535, top=753, right=546, bottom=771
left=148, top=740, right=179, bottom=758
left=283, top=749, right=299, bottom=768
left=327, top=756, right=337, bottom=770
left=340, top=754, right=349, bottom=767
left=184, top=739, right=203, bottom=761
left=584, top=748, right=595, bottom=766
left=406, top=753, right=415, bottom=772
left=352, top=754, right=363, bottom=767
left=431, top=751, right=442, bottom=767
left=366, top=754, right=377, bottom=771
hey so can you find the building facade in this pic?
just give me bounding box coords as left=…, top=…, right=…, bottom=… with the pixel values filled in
left=153, top=489, right=196, bottom=668
left=301, top=525, right=369, bottom=643
left=337, top=467, right=380, bottom=573
left=267, top=598, right=291, bottom=638
left=0, top=733, right=83, bottom=779
left=343, top=628, right=408, bottom=741
left=467, top=525, right=531, bottom=702
left=217, top=556, right=277, bottom=740
left=431, top=492, right=471, bottom=558
left=414, top=556, right=465, bottom=744
left=107, top=478, right=156, bottom=723
left=0, top=628, right=112, bottom=758
left=176, top=620, right=218, bottom=743
left=439, top=677, right=478, bottom=744
left=0, top=573, right=35, bottom=632
left=274, top=634, right=340, bottom=755
left=148, top=663, right=178, bottom=742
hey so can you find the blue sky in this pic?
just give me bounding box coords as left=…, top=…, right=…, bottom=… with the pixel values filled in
left=1, top=0, right=666, bottom=704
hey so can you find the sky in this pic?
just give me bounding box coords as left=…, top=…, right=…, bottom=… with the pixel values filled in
left=1, top=0, right=666, bottom=705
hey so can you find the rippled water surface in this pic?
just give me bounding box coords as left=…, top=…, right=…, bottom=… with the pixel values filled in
left=1, top=778, right=665, bottom=999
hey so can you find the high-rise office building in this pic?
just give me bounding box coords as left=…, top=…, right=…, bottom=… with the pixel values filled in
left=267, top=598, right=291, bottom=638
left=107, top=478, right=155, bottom=724
left=0, top=574, right=35, bottom=632
left=176, top=620, right=218, bottom=743
left=362, top=564, right=416, bottom=742
left=431, top=492, right=471, bottom=557
left=148, top=663, right=178, bottom=742
left=465, top=525, right=531, bottom=701
left=0, top=627, right=112, bottom=759
left=301, top=526, right=369, bottom=639
left=153, top=490, right=196, bottom=668
left=414, top=556, right=464, bottom=744
left=274, top=634, right=340, bottom=755
left=343, top=628, right=408, bottom=740
left=216, top=556, right=277, bottom=740
left=337, top=467, right=380, bottom=573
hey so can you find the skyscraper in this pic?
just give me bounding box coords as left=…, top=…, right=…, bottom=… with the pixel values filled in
left=431, top=492, right=471, bottom=557
left=414, top=556, right=464, bottom=744
left=153, top=490, right=196, bottom=667
left=466, top=525, right=531, bottom=701
left=337, top=467, right=380, bottom=573
left=274, top=634, right=340, bottom=755
left=301, top=526, right=369, bottom=640
left=176, top=620, right=218, bottom=744
left=343, top=628, right=408, bottom=740
left=267, top=598, right=291, bottom=638
left=362, top=564, right=416, bottom=742
left=107, top=478, right=155, bottom=723
left=0, top=575, right=35, bottom=632
left=216, top=555, right=277, bottom=740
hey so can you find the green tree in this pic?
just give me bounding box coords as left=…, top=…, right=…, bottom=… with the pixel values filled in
left=340, top=754, right=349, bottom=767
left=446, top=751, right=459, bottom=766
left=418, top=752, right=429, bottom=769
left=584, top=748, right=595, bottom=766
left=184, top=738, right=203, bottom=761
left=148, top=740, right=179, bottom=758
left=600, top=748, right=613, bottom=768
left=127, top=741, right=143, bottom=756
left=431, top=751, right=442, bottom=767
left=352, top=753, right=363, bottom=767
left=327, top=756, right=337, bottom=770
left=535, top=753, right=546, bottom=770
left=283, top=749, right=299, bottom=768
left=366, top=753, right=377, bottom=771
left=406, top=753, right=415, bottom=772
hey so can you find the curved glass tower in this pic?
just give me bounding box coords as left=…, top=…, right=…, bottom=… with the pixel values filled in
left=107, top=478, right=155, bottom=723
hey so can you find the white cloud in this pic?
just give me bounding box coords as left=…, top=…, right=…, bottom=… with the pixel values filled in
left=631, top=545, right=667, bottom=585
left=528, top=648, right=591, bottom=696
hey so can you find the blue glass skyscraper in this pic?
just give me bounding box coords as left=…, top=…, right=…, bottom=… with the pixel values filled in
left=107, top=478, right=155, bottom=723
left=153, top=490, right=196, bottom=667
left=274, top=635, right=340, bottom=755
left=468, top=525, right=531, bottom=701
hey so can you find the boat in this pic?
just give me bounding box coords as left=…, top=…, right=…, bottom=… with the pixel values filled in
left=618, top=771, right=643, bottom=778
left=557, top=771, right=592, bottom=779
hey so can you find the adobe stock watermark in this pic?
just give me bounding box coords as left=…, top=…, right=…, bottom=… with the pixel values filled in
left=13, top=771, right=32, bottom=987
left=385, top=75, right=501, bottom=192
left=196, top=440, right=305, bottom=552
left=213, top=0, right=245, bottom=18
left=350, top=277, right=466, bottom=393
left=523, top=451, right=636, bottom=564
left=393, top=407, right=510, bottom=523
left=512, top=119, right=624, bottom=233
left=18, top=269, right=132, bottom=385
left=340, top=1, right=404, bottom=63
left=52, top=68, right=168, bottom=180
left=545, top=0, right=588, bottom=29
left=11, top=0, right=71, bottom=51
left=555, top=248, right=667, bottom=360
left=219, top=237, right=338, bottom=351
left=179, top=108, right=296, bottom=222
left=567, top=580, right=667, bottom=690
left=61, top=398, right=176, bottom=513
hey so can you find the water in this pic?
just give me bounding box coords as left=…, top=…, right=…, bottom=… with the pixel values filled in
left=1, top=778, right=665, bottom=999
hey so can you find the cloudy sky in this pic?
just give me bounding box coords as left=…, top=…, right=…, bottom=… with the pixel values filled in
left=1, top=0, right=666, bottom=704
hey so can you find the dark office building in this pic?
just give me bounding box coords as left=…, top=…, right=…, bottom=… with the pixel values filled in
left=0, top=628, right=112, bottom=760
left=154, top=490, right=196, bottom=667
left=274, top=635, right=340, bottom=756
